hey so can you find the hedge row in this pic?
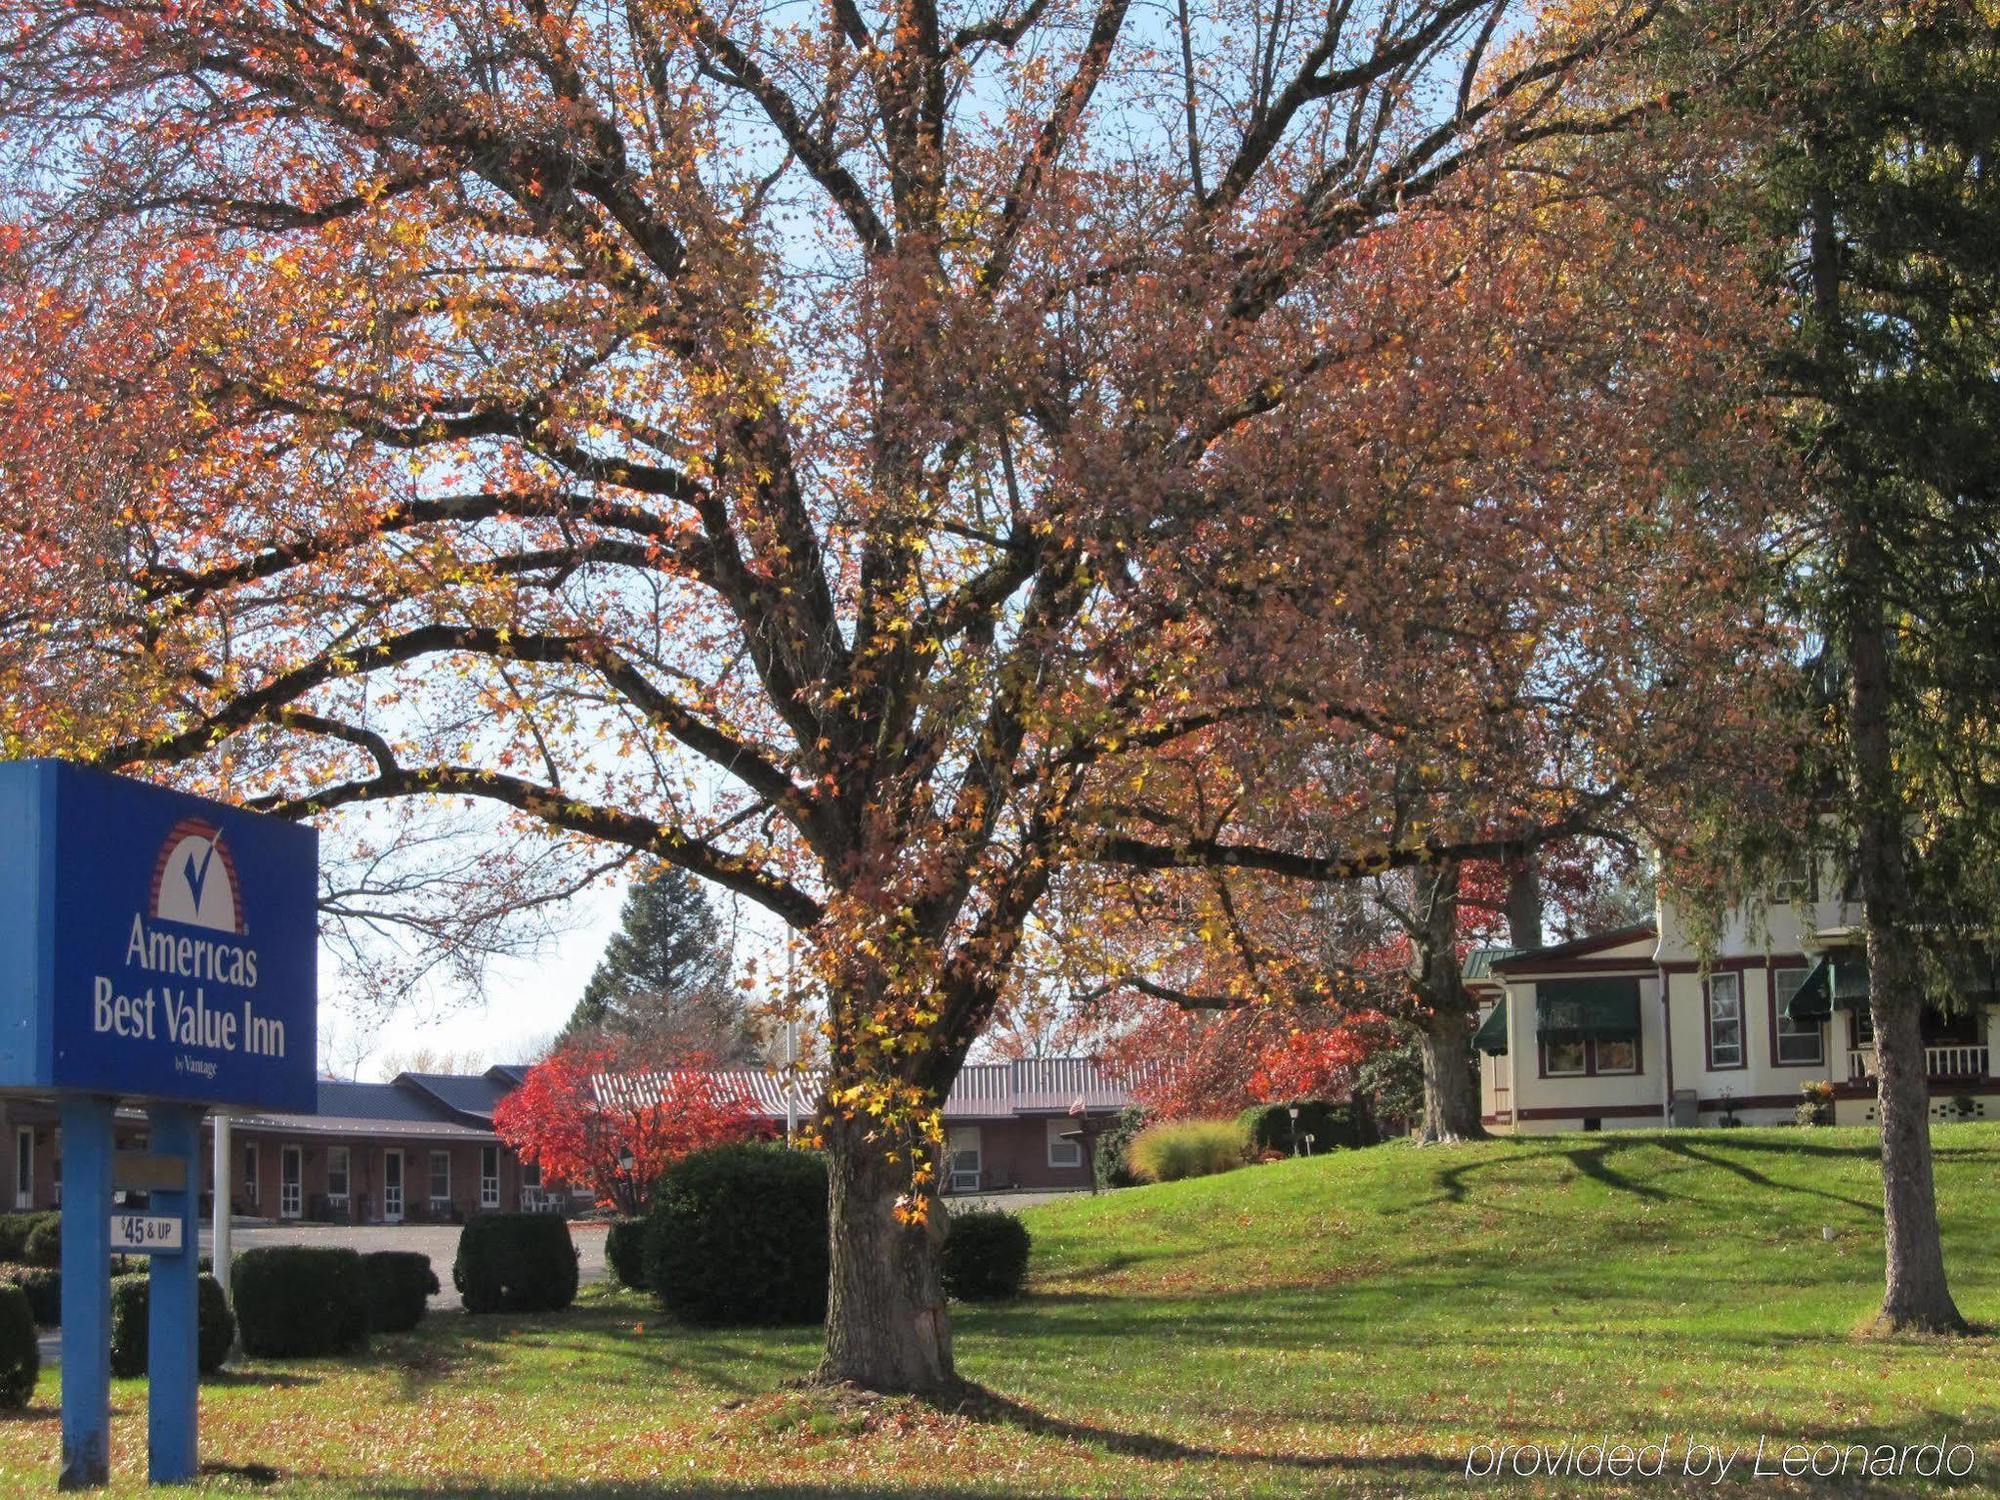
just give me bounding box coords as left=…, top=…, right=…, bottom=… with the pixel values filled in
left=231, top=1245, right=450, bottom=1353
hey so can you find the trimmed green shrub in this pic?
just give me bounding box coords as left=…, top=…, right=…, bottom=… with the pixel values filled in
left=197, top=1273, right=236, bottom=1372
left=645, top=1144, right=828, bottom=1326
left=453, top=1215, right=578, bottom=1314
left=1127, top=1118, right=1247, bottom=1183
left=109, top=1273, right=235, bottom=1378
left=1237, top=1100, right=1353, bottom=1155
left=234, top=1247, right=369, bottom=1357
left=0, top=1264, right=60, bottom=1326
left=362, top=1251, right=439, bottom=1332
left=0, top=1212, right=58, bottom=1266
left=21, top=1214, right=59, bottom=1269
left=0, top=1284, right=35, bottom=1408
left=108, top=1274, right=149, bottom=1378
left=605, top=1218, right=648, bottom=1290
left=941, top=1209, right=1030, bottom=1301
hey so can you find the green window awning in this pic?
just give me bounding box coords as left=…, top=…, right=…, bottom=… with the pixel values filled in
left=1785, top=959, right=1831, bottom=1022
left=1535, top=978, right=1640, bottom=1041
left=1475, top=998, right=1509, bottom=1056
left=1785, top=955, right=1870, bottom=1023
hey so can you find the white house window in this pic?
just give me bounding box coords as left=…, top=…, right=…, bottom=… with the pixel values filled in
left=1542, top=1037, right=1586, bottom=1076
left=1708, top=973, right=1744, bottom=1069
left=480, top=1145, right=500, bottom=1209
left=1773, top=964, right=1823, bottom=1065
left=430, top=1150, right=451, bottom=1207
left=1046, top=1118, right=1084, bottom=1169
left=946, top=1126, right=982, bottom=1193
left=14, top=1127, right=32, bottom=1210
left=242, top=1142, right=259, bottom=1206
left=1593, top=1037, right=1638, bottom=1074
left=1773, top=856, right=1816, bottom=905
left=326, top=1147, right=350, bottom=1203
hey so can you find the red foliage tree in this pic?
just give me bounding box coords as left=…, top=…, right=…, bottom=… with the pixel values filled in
left=493, top=1043, right=762, bottom=1216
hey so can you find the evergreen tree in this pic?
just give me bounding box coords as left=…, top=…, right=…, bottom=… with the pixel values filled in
left=563, top=866, right=757, bottom=1063
left=1726, top=0, right=2000, bottom=1332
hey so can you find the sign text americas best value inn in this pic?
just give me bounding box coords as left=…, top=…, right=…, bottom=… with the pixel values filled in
left=0, top=759, right=317, bottom=1112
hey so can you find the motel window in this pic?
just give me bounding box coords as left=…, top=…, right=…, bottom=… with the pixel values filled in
left=1773, top=965, right=1823, bottom=1066
left=14, top=1127, right=32, bottom=1210
left=946, top=1126, right=982, bottom=1193
left=1046, top=1119, right=1084, bottom=1170
left=242, top=1142, right=259, bottom=1205
left=430, top=1151, right=451, bottom=1205
left=326, top=1147, right=350, bottom=1202
left=1707, top=973, right=1744, bottom=1069
left=480, top=1145, right=500, bottom=1209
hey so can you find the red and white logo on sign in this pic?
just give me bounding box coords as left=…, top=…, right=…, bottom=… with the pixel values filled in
left=149, top=819, right=245, bottom=934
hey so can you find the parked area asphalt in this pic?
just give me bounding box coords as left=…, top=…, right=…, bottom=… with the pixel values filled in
left=38, top=1219, right=610, bottom=1362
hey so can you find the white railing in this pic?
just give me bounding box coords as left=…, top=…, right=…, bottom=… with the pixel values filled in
left=1846, top=1045, right=1989, bottom=1082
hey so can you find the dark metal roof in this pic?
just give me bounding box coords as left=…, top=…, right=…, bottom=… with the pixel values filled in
left=313, top=1079, right=457, bottom=1124
left=395, top=1071, right=513, bottom=1124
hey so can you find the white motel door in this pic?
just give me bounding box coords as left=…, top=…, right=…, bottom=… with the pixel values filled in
left=383, top=1150, right=404, bottom=1222
left=279, top=1145, right=303, bottom=1219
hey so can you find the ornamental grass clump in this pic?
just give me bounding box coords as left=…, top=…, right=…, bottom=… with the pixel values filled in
left=1126, top=1119, right=1249, bottom=1183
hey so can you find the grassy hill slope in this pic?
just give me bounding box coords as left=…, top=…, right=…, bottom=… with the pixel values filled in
left=955, top=1125, right=2000, bottom=1493
left=1, top=1126, right=1995, bottom=1497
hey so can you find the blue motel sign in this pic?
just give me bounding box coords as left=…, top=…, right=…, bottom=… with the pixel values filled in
left=0, top=761, right=317, bottom=1487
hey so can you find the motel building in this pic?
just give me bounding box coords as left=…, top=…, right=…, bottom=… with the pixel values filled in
left=1474, top=867, right=2000, bottom=1132
left=2, top=1056, right=1134, bottom=1218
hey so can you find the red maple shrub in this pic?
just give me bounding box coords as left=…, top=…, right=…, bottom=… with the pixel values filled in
left=494, top=1042, right=764, bottom=1215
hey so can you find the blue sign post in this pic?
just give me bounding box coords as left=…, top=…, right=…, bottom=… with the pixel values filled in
left=0, top=761, right=317, bottom=1488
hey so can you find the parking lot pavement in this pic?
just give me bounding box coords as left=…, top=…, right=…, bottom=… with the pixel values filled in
left=37, top=1219, right=610, bottom=1362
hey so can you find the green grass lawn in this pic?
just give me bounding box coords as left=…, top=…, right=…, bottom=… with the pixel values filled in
left=3, top=1126, right=1998, bottom=1497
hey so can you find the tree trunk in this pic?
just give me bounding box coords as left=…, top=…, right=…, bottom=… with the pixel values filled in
left=1412, top=860, right=1486, bottom=1143
left=815, top=1120, right=957, bottom=1393
left=1849, top=572, right=1965, bottom=1334
left=1417, top=1002, right=1485, bottom=1143
left=1505, top=854, right=1544, bottom=952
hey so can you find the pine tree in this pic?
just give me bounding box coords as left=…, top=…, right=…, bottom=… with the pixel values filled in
left=1744, top=0, right=1999, bottom=1332
left=563, top=867, right=757, bottom=1063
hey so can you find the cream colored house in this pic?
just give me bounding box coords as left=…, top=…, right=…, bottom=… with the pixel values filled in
left=1474, top=876, right=2000, bottom=1133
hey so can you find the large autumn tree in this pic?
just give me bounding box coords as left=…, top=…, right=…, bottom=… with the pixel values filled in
left=0, top=0, right=1795, bottom=1391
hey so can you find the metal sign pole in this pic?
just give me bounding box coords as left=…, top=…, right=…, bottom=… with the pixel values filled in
left=211, top=1113, right=232, bottom=1299
left=57, top=1096, right=114, bottom=1491
left=145, top=1104, right=203, bottom=1483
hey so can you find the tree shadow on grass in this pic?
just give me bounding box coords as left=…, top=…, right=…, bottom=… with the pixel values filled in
left=946, top=1381, right=1464, bottom=1475
left=1656, top=1137, right=1879, bottom=1214
left=1564, top=1145, right=1674, bottom=1203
